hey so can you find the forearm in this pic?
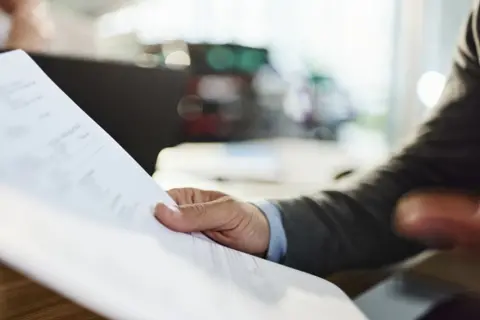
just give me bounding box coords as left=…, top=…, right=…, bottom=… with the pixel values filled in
left=256, top=155, right=429, bottom=274
left=272, top=164, right=426, bottom=277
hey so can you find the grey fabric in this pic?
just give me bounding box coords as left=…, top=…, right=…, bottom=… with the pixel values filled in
left=272, top=4, right=480, bottom=278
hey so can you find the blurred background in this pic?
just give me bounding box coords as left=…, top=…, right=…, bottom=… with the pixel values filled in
left=2, top=0, right=474, bottom=199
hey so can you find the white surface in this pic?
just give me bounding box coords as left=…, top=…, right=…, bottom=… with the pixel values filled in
left=152, top=170, right=333, bottom=201
left=156, top=139, right=358, bottom=185
left=0, top=50, right=366, bottom=320
left=156, top=143, right=283, bottom=183
left=153, top=139, right=365, bottom=201
left=0, top=11, right=10, bottom=47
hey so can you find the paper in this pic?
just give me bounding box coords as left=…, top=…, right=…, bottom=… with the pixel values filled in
left=0, top=50, right=366, bottom=320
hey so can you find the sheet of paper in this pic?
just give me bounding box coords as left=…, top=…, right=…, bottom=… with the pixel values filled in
left=0, top=50, right=366, bottom=320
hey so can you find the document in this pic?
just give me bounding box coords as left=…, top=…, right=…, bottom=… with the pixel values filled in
left=0, top=50, right=367, bottom=320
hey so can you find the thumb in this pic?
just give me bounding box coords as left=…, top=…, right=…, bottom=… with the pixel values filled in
left=396, top=192, right=480, bottom=249
left=155, top=197, right=235, bottom=233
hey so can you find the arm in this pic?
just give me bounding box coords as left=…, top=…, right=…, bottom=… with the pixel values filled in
left=272, top=4, right=480, bottom=277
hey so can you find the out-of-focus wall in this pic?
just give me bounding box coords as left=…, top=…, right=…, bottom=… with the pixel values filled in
left=48, top=4, right=98, bottom=57
left=430, top=0, right=474, bottom=75
left=389, top=0, right=473, bottom=148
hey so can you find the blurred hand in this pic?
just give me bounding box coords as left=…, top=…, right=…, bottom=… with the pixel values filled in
left=395, top=191, right=480, bottom=251
left=1, top=0, right=53, bottom=52
left=155, top=188, right=270, bottom=257
left=0, top=0, right=39, bottom=14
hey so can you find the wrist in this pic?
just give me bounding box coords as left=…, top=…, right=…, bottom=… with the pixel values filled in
left=243, top=202, right=271, bottom=257
left=251, top=201, right=287, bottom=262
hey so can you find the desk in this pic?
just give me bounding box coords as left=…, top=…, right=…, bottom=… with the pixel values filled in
left=0, top=265, right=104, bottom=320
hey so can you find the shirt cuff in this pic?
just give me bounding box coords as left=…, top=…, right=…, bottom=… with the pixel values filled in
left=252, top=200, right=287, bottom=262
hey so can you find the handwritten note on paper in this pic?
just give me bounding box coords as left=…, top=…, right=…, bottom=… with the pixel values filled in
left=0, top=51, right=366, bottom=320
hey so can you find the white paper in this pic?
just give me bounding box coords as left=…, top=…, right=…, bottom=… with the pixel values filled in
left=0, top=50, right=366, bottom=320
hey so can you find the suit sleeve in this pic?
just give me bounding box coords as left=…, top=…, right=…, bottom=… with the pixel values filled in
left=272, top=4, right=480, bottom=277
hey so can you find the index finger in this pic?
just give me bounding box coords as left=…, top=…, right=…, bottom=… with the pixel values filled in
left=167, top=188, right=226, bottom=205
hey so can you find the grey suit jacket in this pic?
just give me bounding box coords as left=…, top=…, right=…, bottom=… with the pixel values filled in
left=273, top=3, right=480, bottom=277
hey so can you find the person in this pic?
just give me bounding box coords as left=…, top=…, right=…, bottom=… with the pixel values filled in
left=0, top=0, right=52, bottom=52
left=156, top=2, right=480, bottom=278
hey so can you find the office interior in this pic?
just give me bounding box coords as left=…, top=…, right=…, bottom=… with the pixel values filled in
left=14, top=0, right=468, bottom=195
left=1, top=0, right=480, bottom=319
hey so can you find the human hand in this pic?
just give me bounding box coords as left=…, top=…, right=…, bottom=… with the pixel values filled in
left=155, top=188, right=270, bottom=257
left=0, top=0, right=40, bottom=14
left=395, top=191, right=480, bottom=251
left=2, top=0, right=52, bottom=52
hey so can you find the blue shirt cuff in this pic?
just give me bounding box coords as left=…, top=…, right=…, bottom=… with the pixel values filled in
left=252, top=200, right=287, bottom=262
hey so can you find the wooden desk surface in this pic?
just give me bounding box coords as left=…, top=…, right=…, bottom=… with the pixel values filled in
left=0, top=265, right=104, bottom=320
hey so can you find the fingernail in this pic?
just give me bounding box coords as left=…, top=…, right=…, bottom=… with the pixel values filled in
left=167, top=204, right=180, bottom=213
left=155, top=203, right=179, bottom=215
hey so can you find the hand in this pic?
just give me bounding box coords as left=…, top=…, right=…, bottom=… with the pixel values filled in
left=2, top=0, right=53, bottom=52
left=0, top=0, right=39, bottom=14
left=155, top=188, right=270, bottom=257
left=395, top=190, right=480, bottom=251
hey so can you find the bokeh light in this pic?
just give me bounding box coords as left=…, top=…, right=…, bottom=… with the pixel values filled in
left=417, top=71, right=446, bottom=109
left=164, top=51, right=191, bottom=68
left=206, top=46, right=236, bottom=71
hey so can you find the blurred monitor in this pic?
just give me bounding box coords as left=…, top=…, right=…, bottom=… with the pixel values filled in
left=180, top=74, right=259, bottom=141
left=2, top=51, right=189, bottom=175
left=187, top=44, right=269, bottom=75
left=142, top=43, right=273, bottom=141
left=183, top=44, right=270, bottom=141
